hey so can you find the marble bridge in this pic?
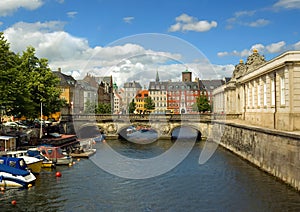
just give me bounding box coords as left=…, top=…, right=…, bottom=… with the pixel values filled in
left=61, top=114, right=226, bottom=140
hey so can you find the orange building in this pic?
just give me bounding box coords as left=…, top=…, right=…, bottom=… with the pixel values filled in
left=134, top=90, right=149, bottom=114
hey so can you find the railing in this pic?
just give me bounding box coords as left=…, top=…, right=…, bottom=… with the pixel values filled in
left=60, top=113, right=239, bottom=123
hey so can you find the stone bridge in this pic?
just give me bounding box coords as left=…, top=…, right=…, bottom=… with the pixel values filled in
left=61, top=114, right=231, bottom=140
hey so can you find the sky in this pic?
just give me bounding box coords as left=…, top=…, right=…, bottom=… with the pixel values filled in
left=1, top=0, right=300, bottom=87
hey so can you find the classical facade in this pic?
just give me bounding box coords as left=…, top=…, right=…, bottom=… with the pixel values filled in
left=213, top=50, right=300, bottom=131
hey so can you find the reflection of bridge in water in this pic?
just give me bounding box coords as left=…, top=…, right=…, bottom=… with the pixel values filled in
left=61, top=114, right=229, bottom=140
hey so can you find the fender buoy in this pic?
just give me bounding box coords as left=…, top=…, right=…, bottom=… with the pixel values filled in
left=55, top=172, right=62, bottom=177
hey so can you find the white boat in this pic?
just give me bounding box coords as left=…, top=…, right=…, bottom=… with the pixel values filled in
left=0, top=157, right=36, bottom=188
left=4, top=150, right=43, bottom=174
left=70, top=139, right=96, bottom=158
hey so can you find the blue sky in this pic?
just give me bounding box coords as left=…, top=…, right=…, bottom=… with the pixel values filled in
left=1, top=0, right=300, bottom=87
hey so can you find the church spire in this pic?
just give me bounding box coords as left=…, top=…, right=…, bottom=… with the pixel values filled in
left=156, top=70, right=160, bottom=82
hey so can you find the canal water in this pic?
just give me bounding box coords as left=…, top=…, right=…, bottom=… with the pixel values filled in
left=1, top=139, right=300, bottom=211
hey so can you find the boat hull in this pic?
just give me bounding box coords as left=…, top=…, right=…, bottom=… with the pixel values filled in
left=0, top=165, right=36, bottom=188
left=27, top=160, right=43, bottom=174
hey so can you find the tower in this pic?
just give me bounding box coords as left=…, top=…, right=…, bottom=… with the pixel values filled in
left=182, top=69, right=192, bottom=82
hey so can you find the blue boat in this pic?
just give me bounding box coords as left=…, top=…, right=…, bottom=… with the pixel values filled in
left=0, top=157, right=36, bottom=188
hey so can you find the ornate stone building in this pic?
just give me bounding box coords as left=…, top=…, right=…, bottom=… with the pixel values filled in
left=213, top=50, right=300, bottom=131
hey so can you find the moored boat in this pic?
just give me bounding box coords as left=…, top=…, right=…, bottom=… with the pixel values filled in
left=27, top=148, right=55, bottom=168
left=3, top=150, right=43, bottom=174
left=70, top=139, right=96, bottom=158
left=0, top=157, right=36, bottom=188
left=38, top=145, right=73, bottom=165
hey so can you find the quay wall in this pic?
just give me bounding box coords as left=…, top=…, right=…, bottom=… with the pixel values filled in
left=214, top=121, right=300, bottom=191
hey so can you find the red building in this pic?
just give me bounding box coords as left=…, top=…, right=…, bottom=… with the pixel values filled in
left=167, top=70, right=200, bottom=114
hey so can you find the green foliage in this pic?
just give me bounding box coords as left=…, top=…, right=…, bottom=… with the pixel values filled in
left=192, top=95, right=211, bottom=112
left=128, top=100, right=136, bottom=114
left=84, top=100, right=96, bottom=114
left=0, top=33, right=64, bottom=119
left=144, top=96, right=155, bottom=111
left=96, top=103, right=111, bottom=114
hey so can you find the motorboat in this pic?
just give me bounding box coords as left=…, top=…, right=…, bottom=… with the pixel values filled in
left=26, top=148, right=55, bottom=169
left=70, top=139, right=96, bottom=158
left=3, top=150, right=43, bottom=175
left=0, top=157, right=36, bottom=188
left=38, top=145, right=73, bottom=165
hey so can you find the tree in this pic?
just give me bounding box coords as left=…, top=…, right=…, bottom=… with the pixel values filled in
left=144, top=96, right=155, bottom=112
left=17, top=47, right=64, bottom=118
left=96, top=103, right=111, bottom=114
left=84, top=100, right=96, bottom=113
left=0, top=32, right=20, bottom=116
left=0, top=33, right=64, bottom=119
left=192, top=95, right=211, bottom=113
left=128, top=100, right=136, bottom=114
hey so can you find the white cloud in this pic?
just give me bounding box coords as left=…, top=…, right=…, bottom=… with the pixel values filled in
left=3, top=21, right=185, bottom=87
left=123, top=17, right=134, bottom=24
left=247, top=19, right=270, bottom=27
left=227, top=10, right=270, bottom=28
left=67, top=11, right=78, bottom=18
left=265, top=41, right=286, bottom=53
left=217, top=41, right=288, bottom=60
left=293, top=41, right=300, bottom=50
left=274, top=0, right=300, bottom=9
left=169, top=13, right=217, bottom=32
left=0, top=0, right=43, bottom=17
left=175, top=14, right=194, bottom=23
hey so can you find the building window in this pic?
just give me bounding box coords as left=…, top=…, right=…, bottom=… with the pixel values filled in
left=271, top=78, right=275, bottom=106
left=263, top=82, right=267, bottom=106
left=280, top=76, right=285, bottom=105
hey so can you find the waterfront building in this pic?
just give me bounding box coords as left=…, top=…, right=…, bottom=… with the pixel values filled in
left=134, top=90, right=150, bottom=114
left=123, top=81, right=142, bottom=113
left=113, top=84, right=124, bottom=114
left=201, top=79, right=227, bottom=106
left=52, top=68, right=76, bottom=115
left=75, top=80, right=98, bottom=113
left=167, top=70, right=200, bottom=114
left=84, top=75, right=114, bottom=107
left=148, top=71, right=168, bottom=114
left=213, top=50, right=300, bottom=131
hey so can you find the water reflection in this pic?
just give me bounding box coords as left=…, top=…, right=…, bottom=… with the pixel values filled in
left=0, top=140, right=299, bottom=211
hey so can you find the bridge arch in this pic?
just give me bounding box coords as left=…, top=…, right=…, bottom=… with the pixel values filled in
left=170, top=125, right=202, bottom=141
left=76, top=123, right=102, bottom=139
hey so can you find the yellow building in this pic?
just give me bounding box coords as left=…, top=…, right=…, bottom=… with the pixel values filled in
left=134, top=90, right=150, bottom=114
left=52, top=68, right=76, bottom=118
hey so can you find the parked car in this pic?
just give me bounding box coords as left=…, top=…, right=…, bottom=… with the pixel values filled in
left=3, top=122, right=28, bottom=129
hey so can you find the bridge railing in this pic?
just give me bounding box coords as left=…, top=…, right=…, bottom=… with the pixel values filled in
left=60, top=113, right=239, bottom=123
